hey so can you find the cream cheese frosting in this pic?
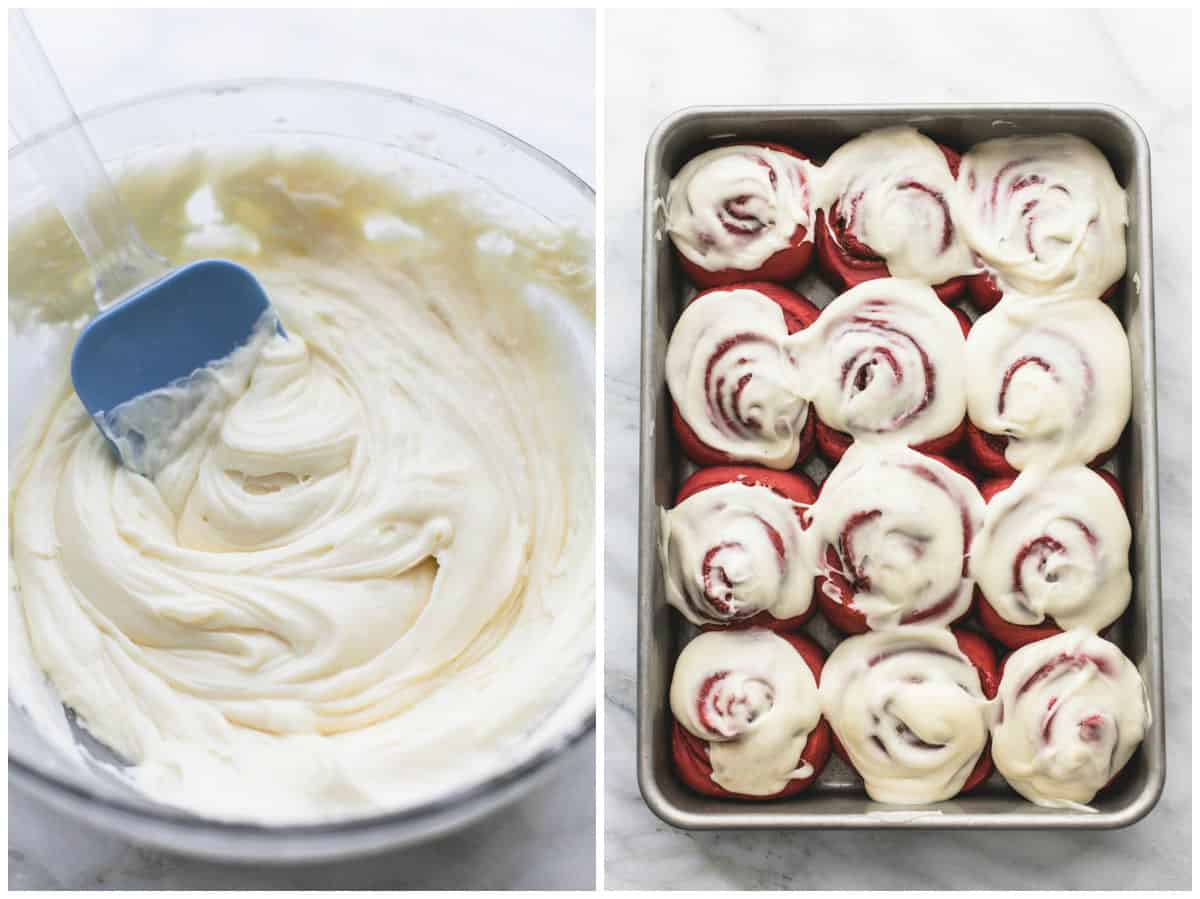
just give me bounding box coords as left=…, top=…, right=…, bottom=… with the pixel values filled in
left=670, top=628, right=821, bottom=796
left=665, top=144, right=814, bottom=273
left=820, top=628, right=991, bottom=804
left=970, top=466, right=1131, bottom=631
left=660, top=480, right=814, bottom=626
left=665, top=287, right=809, bottom=468
left=788, top=278, right=967, bottom=449
left=9, top=150, right=595, bottom=823
left=965, top=296, right=1131, bottom=470
left=991, top=629, right=1149, bottom=809
left=812, top=126, right=975, bottom=285
left=954, top=134, right=1128, bottom=299
left=808, top=444, right=984, bottom=630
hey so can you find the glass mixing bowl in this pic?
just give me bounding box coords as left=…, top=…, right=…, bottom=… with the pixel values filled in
left=8, top=78, right=595, bottom=862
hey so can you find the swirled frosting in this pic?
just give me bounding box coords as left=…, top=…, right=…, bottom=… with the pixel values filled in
left=670, top=629, right=821, bottom=796
left=665, top=145, right=814, bottom=272
left=789, top=278, right=967, bottom=449
left=809, top=444, right=984, bottom=629
left=813, top=126, right=975, bottom=285
left=991, top=629, right=1149, bottom=809
left=665, top=287, right=809, bottom=468
left=660, top=481, right=813, bottom=626
left=820, top=628, right=990, bottom=804
left=965, top=297, right=1131, bottom=470
left=954, top=134, right=1128, bottom=299
left=970, top=467, right=1131, bottom=631
left=9, top=151, right=595, bottom=823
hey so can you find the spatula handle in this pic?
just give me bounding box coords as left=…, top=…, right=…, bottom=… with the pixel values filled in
left=8, top=10, right=169, bottom=309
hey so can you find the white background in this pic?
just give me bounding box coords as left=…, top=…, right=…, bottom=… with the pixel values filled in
left=9, top=8, right=595, bottom=890
left=603, top=8, right=1191, bottom=890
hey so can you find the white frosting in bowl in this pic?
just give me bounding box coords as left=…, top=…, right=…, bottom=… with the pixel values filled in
left=965, top=296, right=1131, bottom=470
left=954, top=134, right=1128, bottom=299
left=970, top=466, right=1131, bottom=631
left=820, top=628, right=991, bottom=804
left=670, top=628, right=821, bottom=796
left=9, top=151, right=594, bottom=824
left=665, top=144, right=813, bottom=273
left=991, top=629, right=1149, bottom=809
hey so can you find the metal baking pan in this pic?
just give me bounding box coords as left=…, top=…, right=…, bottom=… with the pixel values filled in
left=637, top=105, right=1163, bottom=829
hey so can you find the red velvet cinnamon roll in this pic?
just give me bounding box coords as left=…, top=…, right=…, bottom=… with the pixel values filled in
left=970, top=467, right=1131, bottom=649
left=808, top=445, right=984, bottom=633
left=812, top=127, right=974, bottom=303
left=661, top=466, right=818, bottom=631
left=806, top=446, right=984, bottom=633
left=665, top=143, right=815, bottom=287
left=814, top=304, right=973, bottom=463
left=789, top=278, right=968, bottom=462
left=955, top=134, right=1128, bottom=304
left=991, top=630, right=1149, bottom=809
left=964, top=297, right=1131, bottom=476
left=666, top=283, right=819, bottom=469
left=670, top=628, right=832, bottom=799
left=820, top=627, right=996, bottom=803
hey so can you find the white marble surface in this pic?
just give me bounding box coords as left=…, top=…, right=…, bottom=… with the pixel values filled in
left=9, top=8, right=596, bottom=891
left=603, top=9, right=1191, bottom=891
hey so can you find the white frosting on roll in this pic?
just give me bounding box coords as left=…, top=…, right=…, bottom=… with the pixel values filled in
left=808, top=444, right=984, bottom=629
left=970, top=466, right=1131, bottom=631
left=813, top=126, right=975, bottom=285
left=671, top=629, right=821, bottom=796
left=788, top=278, right=967, bottom=449
left=954, top=134, right=1128, bottom=299
left=991, top=629, right=1149, bottom=809
left=966, top=297, right=1131, bottom=470
left=666, top=287, right=809, bottom=468
left=660, top=480, right=814, bottom=626
left=820, top=628, right=991, bottom=804
left=665, top=144, right=814, bottom=273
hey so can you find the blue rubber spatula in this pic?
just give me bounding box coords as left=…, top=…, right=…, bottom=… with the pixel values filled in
left=9, top=11, right=277, bottom=476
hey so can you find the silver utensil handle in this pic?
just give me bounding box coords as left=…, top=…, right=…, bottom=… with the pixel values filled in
left=8, top=10, right=168, bottom=308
